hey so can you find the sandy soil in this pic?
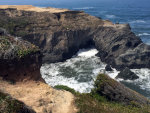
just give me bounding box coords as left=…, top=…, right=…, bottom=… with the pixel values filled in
left=0, top=5, right=69, bottom=13
left=0, top=78, right=77, bottom=113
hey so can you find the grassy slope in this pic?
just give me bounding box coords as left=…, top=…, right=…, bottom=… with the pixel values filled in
left=54, top=77, right=150, bottom=113
left=0, top=91, right=25, bottom=113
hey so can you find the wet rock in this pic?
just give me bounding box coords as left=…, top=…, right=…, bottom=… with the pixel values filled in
left=116, top=67, right=139, bottom=80
left=114, top=43, right=150, bottom=69
left=94, top=74, right=150, bottom=105
left=105, top=64, right=113, bottom=71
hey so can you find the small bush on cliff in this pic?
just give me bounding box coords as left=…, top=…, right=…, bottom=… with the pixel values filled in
left=54, top=85, right=77, bottom=95
left=0, top=35, right=39, bottom=59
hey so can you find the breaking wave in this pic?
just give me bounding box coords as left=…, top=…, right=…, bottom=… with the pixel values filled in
left=41, top=48, right=118, bottom=93
left=138, top=33, right=150, bottom=36
left=105, top=15, right=117, bottom=19
left=73, top=7, right=94, bottom=10
left=41, top=48, right=150, bottom=97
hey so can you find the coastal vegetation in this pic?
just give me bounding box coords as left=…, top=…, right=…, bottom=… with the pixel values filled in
left=55, top=74, right=150, bottom=113
left=0, top=91, right=27, bottom=113
left=0, top=35, right=39, bottom=58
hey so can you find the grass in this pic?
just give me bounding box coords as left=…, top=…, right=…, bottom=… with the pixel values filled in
left=0, top=91, right=24, bottom=113
left=0, top=36, right=11, bottom=51
left=54, top=74, right=150, bottom=113
left=54, top=85, right=77, bottom=95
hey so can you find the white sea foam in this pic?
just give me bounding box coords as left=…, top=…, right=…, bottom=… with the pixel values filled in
left=73, top=7, right=94, bottom=10
left=41, top=48, right=150, bottom=94
left=116, top=68, right=150, bottom=92
left=76, top=48, right=98, bottom=57
left=41, top=48, right=120, bottom=93
left=105, top=15, right=116, bottom=19
left=138, top=33, right=150, bottom=36
left=131, top=69, right=150, bottom=91
left=130, top=20, right=146, bottom=24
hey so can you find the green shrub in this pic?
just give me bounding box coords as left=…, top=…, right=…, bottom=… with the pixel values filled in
left=54, top=75, right=150, bottom=113
left=54, top=85, right=77, bottom=95
left=0, top=92, right=24, bottom=113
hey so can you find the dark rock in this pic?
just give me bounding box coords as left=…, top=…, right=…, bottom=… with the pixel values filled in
left=114, top=43, right=150, bottom=69
left=94, top=74, right=150, bottom=105
left=0, top=28, right=7, bottom=35
left=0, top=34, right=45, bottom=82
left=116, top=67, right=139, bottom=80
left=0, top=7, right=150, bottom=70
left=105, top=64, right=113, bottom=71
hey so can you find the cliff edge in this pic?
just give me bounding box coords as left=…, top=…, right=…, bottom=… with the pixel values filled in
left=0, top=5, right=149, bottom=70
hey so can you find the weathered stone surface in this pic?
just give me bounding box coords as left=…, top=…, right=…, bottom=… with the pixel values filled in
left=0, top=34, right=44, bottom=82
left=114, top=43, right=150, bottom=69
left=0, top=6, right=150, bottom=70
left=94, top=74, right=150, bottom=105
left=116, top=67, right=139, bottom=80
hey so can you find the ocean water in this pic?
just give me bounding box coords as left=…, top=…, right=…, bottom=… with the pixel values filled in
left=1, top=0, right=150, bottom=98
left=41, top=48, right=150, bottom=98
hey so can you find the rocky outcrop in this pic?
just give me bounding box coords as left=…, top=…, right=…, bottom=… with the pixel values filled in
left=0, top=6, right=149, bottom=70
left=114, top=43, right=150, bottom=69
left=0, top=33, right=43, bottom=82
left=0, top=32, right=77, bottom=113
left=94, top=24, right=149, bottom=70
left=116, top=67, right=139, bottom=80
left=105, top=64, right=113, bottom=71
left=94, top=74, right=150, bottom=105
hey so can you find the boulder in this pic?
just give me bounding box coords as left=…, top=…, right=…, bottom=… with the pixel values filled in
left=105, top=64, right=113, bottom=71
left=116, top=67, right=139, bottom=80
left=94, top=74, right=150, bottom=105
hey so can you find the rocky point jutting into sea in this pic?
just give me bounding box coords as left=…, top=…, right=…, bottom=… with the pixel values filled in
left=0, top=5, right=150, bottom=113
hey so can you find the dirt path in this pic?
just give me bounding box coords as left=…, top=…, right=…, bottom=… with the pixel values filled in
left=0, top=78, right=77, bottom=113
left=0, top=5, right=69, bottom=13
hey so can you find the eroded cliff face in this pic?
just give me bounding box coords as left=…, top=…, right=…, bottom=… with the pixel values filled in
left=0, top=5, right=150, bottom=70
left=0, top=30, right=77, bottom=113
left=0, top=33, right=43, bottom=82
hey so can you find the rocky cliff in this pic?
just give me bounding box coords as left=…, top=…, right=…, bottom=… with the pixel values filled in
left=0, top=30, right=77, bottom=113
left=0, top=31, right=43, bottom=82
left=0, top=6, right=149, bottom=70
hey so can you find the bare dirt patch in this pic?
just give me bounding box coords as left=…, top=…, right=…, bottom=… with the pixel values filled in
left=0, top=78, right=77, bottom=113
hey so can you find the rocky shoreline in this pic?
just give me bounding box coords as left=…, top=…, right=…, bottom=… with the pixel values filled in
left=0, top=5, right=150, bottom=113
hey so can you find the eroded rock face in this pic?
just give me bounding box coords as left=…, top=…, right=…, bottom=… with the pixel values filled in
left=116, top=67, right=139, bottom=80
left=94, top=74, right=150, bottom=105
left=114, top=43, right=150, bottom=69
left=0, top=6, right=150, bottom=70
left=0, top=34, right=44, bottom=82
